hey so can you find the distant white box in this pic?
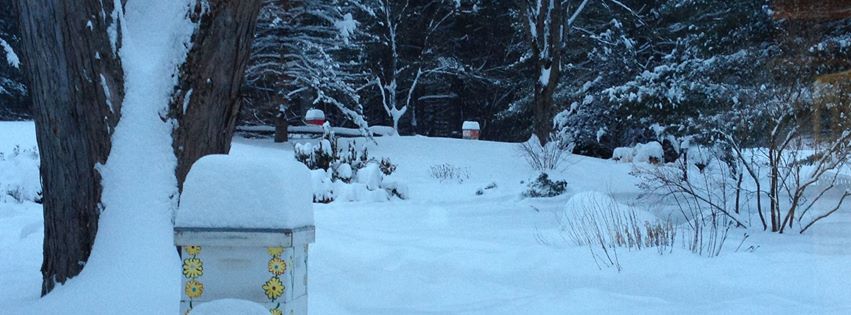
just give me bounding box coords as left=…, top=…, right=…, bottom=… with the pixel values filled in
left=462, top=121, right=480, bottom=140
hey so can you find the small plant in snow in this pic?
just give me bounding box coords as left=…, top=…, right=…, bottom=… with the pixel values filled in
left=522, top=173, right=567, bottom=198
left=429, top=163, right=470, bottom=183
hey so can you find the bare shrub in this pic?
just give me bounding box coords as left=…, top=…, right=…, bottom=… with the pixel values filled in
left=637, top=128, right=851, bottom=235
left=519, top=133, right=574, bottom=171
left=560, top=193, right=676, bottom=271
left=633, top=155, right=740, bottom=257
left=429, top=163, right=470, bottom=183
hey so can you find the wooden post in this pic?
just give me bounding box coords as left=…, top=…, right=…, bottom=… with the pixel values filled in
left=275, top=112, right=289, bottom=143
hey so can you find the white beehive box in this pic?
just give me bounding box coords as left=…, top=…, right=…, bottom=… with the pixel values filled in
left=175, top=155, right=315, bottom=315
left=462, top=121, right=480, bottom=140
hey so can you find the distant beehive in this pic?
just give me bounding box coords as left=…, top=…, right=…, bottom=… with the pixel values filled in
left=305, top=109, right=325, bottom=126
left=462, top=121, right=480, bottom=140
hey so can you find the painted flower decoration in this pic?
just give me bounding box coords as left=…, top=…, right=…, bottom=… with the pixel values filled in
left=270, top=308, right=283, bottom=315
left=267, top=246, right=284, bottom=257
left=268, top=257, right=287, bottom=276
left=186, top=246, right=201, bottom=256
left=185, top=279, right=204, bottom=299
left=182, top=257, right=203, bottom=278
left=262, top=277, right=285, bottom=300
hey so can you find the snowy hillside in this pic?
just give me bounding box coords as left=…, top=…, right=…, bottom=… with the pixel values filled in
left=1, top=121, right=850, bottom=314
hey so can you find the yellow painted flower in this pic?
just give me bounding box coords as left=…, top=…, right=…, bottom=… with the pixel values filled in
left=267, top=246, right=284, bottom=257
left=267, top=257, right=287, bottom=276
left=182, top=257, right=203, bottom=278
left=185, top=280, right=204, bottom=299
left=270, top=308, right=283, bottom=315
left=186, top=246, right=201, bottom=256
left=262, top=277, right=285, bottom=300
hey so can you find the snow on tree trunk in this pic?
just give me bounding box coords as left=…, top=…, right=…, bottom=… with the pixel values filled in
left=14, top=0, right=262, bottom=309
left=13, top=0, right=125, bottom=295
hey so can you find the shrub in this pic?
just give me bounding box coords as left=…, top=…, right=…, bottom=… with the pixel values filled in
left=560, top=192, right=676, bottom=271
left=379, top=157, right=396, bottom=176
left=522, top=173, right=567, bottom=198
left=294, top=131, right=403, bottom=203
left=518, top=133, right=574, bottom=171
left=429, top=163, right=470, bottom=183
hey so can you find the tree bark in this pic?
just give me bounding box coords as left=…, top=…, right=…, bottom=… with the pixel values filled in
left=169, top=0, right=263, bottom=190
left=14, top=0, right=125, bottom=295
left=528, top=0, right=563, bottom=145
left=275, top=112, right=289, bottom=143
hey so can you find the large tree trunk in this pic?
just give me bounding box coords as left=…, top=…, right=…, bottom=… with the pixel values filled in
left=170, top=0, right=263, bottom=189
left=532, top=68, right=559, bottom=144
left=14, top=0, right=125, bottom=295
left=15, top=0, right=261, bottom=296
left=528, top=0, right=563, bottom=145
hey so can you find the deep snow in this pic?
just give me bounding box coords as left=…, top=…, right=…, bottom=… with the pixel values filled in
left=177, top=154, right=314, bottom=229
left=1, top=121, right=851, bottom=314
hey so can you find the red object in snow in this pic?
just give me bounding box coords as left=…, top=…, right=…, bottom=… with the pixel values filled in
left=305, top=109, right=326, bottom=126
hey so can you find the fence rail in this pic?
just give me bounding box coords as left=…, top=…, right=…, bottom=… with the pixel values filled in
left=236, top=125, right=395, bottom=139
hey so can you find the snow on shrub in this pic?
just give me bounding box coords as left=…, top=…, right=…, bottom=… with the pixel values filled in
left=611, top=147, right=635, bottom=162
left=611, top=142, right=665, bottom=164
left=310, top=169, right=335, bottom=203
left=295, top=130, right=405, bottom=203
left=633, top=142, right=664, bottom=164
left=0, top=146, right=41, bottom=203
left=681, top=144, right=723, bottom=173
left=522, top=173, right=567, bottom=198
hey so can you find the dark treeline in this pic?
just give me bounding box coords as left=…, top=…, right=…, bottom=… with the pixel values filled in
left=3, top=0, right=849, bottom=158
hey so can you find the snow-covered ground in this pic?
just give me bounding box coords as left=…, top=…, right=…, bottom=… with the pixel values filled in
left=1, top=121, right=851, bottom=314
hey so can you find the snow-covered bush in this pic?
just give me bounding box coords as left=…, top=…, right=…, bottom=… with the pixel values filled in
left=611, top=147, right=635, bottom=163
left=611, top=142, right=665, bottom=164
left=378, top=157, right=396, bottom=176
left=0, top=146, right=41, bottom=204
left=294, top=131, right=404, bottom=203
left=522, top=173, right=567, bottom=198
left=310, top=169, right=335, bottom=203
left=682, top=144, right=721, bottom=173
left=633, top=142, right=664, bottom=164
left=429, top=163, right=470, bottom=183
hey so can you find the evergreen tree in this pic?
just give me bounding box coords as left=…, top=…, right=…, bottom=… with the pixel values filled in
left=0, top=0, right=28, bottom=120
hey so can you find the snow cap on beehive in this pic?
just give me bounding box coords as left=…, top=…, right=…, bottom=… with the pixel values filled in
left=305, top=109, right=326, bottom=126
left=462, top=121, right=480, bottom=130
left=175, top=154, right=314, bottom=229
